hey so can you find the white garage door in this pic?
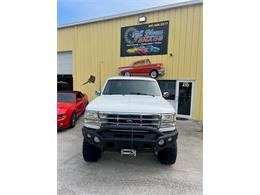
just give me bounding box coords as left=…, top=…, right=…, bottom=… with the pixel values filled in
left=57, top=51, right=72, bottom=75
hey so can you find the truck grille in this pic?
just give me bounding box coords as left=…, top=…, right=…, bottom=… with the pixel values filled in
left=99, top=113, right=161, bottom=128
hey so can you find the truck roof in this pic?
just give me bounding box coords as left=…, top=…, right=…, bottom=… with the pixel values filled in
left=107, top=76, right=156, bottom=81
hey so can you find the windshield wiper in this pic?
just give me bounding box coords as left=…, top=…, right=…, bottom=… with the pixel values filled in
left=129, top=92, right=155, bottom=97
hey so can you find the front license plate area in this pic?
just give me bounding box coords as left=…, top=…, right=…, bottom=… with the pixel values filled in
left=121, top=149, right=137, bottom=157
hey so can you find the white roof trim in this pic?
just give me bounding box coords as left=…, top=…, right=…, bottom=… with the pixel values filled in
left=58, top=0, right=202, bottom=29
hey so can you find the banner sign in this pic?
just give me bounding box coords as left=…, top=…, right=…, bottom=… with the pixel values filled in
left=120, top=21, right=169, bottom=57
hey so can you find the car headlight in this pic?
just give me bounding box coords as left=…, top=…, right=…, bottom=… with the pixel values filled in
left=84, top=111, right=100, bottom=129
left=160, top=113, right=176, bottom=129
left=58, top=114, right=66, bottom=119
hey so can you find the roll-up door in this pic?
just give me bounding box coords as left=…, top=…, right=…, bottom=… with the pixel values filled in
left=57, top=51, right=72, bottom=75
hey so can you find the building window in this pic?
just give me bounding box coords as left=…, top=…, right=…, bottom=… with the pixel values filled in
left=157, top=80, right=176, bottom=100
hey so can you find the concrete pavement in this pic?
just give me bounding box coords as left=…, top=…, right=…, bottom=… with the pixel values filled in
left=58, top=117, right=203, bottom=195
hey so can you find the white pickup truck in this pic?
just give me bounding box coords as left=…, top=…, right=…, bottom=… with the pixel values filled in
left=82, top=76, right=178, bottom=165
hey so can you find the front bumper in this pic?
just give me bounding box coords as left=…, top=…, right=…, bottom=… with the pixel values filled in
left=57, top=117, right=70, bottom=129
left=158, top=68, right=165, bottom=76
left=82, top=125, right=178, bottom=153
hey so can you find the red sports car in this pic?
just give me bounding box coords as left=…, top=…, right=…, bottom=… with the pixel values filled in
left=118, top=59, right=164, bottom=78
left=57, top=91, right=89, bottom=130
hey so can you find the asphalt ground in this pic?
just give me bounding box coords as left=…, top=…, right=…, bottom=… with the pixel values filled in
left=58, top=116, right=203, bottom=195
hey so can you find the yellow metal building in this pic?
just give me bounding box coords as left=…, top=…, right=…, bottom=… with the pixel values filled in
left=57, top=0, right=203, bottom=120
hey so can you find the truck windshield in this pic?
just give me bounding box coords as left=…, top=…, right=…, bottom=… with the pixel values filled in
left=102, top=79, right=161, bottom=96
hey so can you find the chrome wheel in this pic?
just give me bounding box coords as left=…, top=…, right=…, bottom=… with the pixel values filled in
left=124, top=72, right=131, bottom=76
left=150, top=70, right=158, bottom=78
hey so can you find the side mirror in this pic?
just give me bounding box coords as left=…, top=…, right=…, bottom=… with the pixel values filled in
left=95, top=90, right=101, bottom=96
left=163, top=92, right=169, bottom=98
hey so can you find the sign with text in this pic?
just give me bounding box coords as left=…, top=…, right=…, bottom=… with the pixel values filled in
left=120, top=21, right=169, bottom=57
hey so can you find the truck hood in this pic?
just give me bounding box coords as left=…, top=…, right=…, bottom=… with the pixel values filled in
left=86, top=95, right=175, bottom=114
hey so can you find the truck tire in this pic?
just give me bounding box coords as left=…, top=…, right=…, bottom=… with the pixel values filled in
left=157, top=141, right=177, bottom=165
left=82, top=139, right=101, bottom=162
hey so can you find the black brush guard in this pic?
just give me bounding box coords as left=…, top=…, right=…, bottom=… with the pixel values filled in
left=82, top=124, right=178, bottom=153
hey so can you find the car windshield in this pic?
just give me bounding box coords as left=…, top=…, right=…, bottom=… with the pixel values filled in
left=132, top=62, right=142, bottom=66
left=102, top=79, right=161, bottom=96
left=57, top=93, right=75, bottom=103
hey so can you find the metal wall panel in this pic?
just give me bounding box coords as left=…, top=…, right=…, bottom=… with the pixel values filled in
left=57, top=4, right=203, bottom=120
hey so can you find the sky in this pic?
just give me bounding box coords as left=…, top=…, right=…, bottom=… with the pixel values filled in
left=58, top=0, right=192, bottom=26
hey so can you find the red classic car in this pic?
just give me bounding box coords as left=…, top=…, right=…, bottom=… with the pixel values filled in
left=118, top=59, right=164, bottom=78
left=57, top=91, right=89, bottom=130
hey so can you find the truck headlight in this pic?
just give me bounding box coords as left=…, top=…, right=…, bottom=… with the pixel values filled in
left=85, top=111, right=99, bottom=120
left=84, top=111, right=100, bottom=129
left=160, top=113, right=176, bottom=129
left=161, top=114, right=175, bottom=123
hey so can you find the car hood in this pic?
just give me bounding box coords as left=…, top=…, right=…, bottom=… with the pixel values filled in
left=57, top=102, right=74, bottom=114
left=86, top=95, right=175, bottom=114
